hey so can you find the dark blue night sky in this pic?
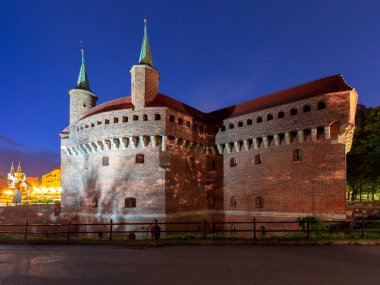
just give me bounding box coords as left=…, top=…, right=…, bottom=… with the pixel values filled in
left=0, top=0, right=379, bottom=176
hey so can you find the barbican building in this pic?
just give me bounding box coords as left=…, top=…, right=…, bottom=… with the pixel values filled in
left=60, top=20, right=358, bottom=230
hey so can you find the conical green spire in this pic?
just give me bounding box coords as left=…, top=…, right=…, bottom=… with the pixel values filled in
left=75, top=48, right=92, bottom=91
left=139, top=18, right=153, bottom=66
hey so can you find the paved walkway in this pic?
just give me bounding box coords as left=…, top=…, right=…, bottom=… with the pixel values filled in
left=0, top=245, right=379, bottom=285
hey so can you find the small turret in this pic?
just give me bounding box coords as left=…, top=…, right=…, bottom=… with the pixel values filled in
left=69, top=48, right=98, bottom=124
left=130, top=18, right=159, bottom=111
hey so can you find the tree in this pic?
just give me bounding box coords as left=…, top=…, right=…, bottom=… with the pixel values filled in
left=347, top=104, right=380, bottom=200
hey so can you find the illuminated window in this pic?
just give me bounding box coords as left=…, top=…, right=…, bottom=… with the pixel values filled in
left=102, top=156, right=109, bottom=166
left=293, top=149, right=302, bottom=161
left=135, top=154, right=144, bottom=164
left=230, top=157, right=237, bottom=167
left=255, top=197, right=264, bottom=208
left=125, top=197, right=136, bottom=208
left=317, top=101, right=326, bottom=110
left=255, top=154, right=262, bottom=165
left=231, top=197, right=237, bottom=207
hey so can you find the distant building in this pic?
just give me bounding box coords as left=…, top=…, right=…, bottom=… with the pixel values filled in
left=41, top=167, right=61, bottom=188
left=7, top=162, right=28, bottom=192
left=26, top=177, right=40, bottom=188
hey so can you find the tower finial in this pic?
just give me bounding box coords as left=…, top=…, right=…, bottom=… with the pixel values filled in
left=75, top=46, right=92, bottom=92
left=17, top=161, right=22, bottom=173
left=139, top=17, right=153, bottom=66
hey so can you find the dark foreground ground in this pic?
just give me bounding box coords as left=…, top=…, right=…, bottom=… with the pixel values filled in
left=0, top=245, right=379, bottom=285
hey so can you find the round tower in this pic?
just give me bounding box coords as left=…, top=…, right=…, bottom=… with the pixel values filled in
left=130, top=18, right=160, bottom=111
left=69, top=49, right=98, bottom=124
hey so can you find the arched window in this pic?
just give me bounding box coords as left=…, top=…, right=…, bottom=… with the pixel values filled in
left=231, top=197, right=237, bottom=207
left=290, top=108, right=298, bottom=116
left=135, top=154, right=144, bottom=164
left=303, top=105, right=311, bottom=113
left=154, top=114, right=161, bottom=120
left=255, top=154, right=262, bottom=165
left=256, top=116, right=263, bottom=123
left=247, top=119, right=253, bottom=125
left=290, top=131, right=298, bottom=143
left=230, top=157, right=237, bottom=167
left=178, top=118, right=183, bottom=125
left=317, top=101, right=326, bottom=110
left=267, top=114, right=273, bottom=121
left=317, top=126, right=325, bottom=140
left=293, top=149, right=302, bottom=161
left=278, top=111, right=285, bottom=118
left=125, top=197, right=136, bottom=208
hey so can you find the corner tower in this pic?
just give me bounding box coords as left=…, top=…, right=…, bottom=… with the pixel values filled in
left=130, top=18, right=160, bottom=110
left=69, top=49, right=98, bottom=124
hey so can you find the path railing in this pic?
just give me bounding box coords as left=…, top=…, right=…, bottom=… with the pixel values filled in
left=0, top=217, right=380, bottom=240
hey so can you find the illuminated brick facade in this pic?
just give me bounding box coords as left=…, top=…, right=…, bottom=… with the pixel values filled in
left=60, top=21, right=358, bottom=231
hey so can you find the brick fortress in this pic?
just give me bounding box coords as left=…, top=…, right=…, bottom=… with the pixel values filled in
left=60, top=20, right=358, bottom=232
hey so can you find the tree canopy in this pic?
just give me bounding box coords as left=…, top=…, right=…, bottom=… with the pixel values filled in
left=347, top=104, right=380, bottom=200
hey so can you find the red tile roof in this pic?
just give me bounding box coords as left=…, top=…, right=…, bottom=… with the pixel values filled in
left=81, top=74, right=352, bottom=122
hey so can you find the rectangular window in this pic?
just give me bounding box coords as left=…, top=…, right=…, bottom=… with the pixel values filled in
left=102, top=156, right=109, bottom=166
left=113, top=117, right=119, bottom=123
left=135, top=154, right=144, bottom=163
left=105, top=119, right=110, bottom=124
left=293, top=149, right=302, bottom=161
left=255, top=197, right=264, bottom=208
left=123, top=116, right=128, bottom=122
